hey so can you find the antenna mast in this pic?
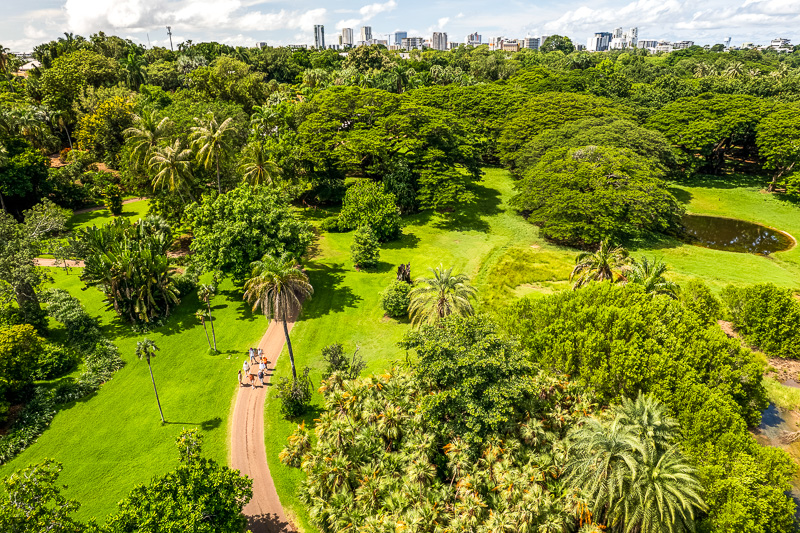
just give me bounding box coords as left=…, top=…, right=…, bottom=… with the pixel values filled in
left=166, top=26, right=173, bottom=51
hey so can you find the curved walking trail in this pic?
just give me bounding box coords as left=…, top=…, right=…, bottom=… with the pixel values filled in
left=231, top=319, right=296, bottom=533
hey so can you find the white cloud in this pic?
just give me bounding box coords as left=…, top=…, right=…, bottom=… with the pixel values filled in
left=335, top=0, right=396, bottom=31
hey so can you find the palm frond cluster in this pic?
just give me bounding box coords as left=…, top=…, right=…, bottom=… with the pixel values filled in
left=283, top=369, right=598, bottom=533
left=76, top=216, right=179, bottom=324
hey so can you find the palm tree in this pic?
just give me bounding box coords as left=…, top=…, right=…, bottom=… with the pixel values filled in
left=623, top=256, right=680, bottom=298
left=243, top=253, right=313, bottom=381
left=124, top=111, right=173, bottom=172
left=239, top=142, right=281, bottom=187
left=136, top=338, right=165, bottom=422
left=570, top=241, right=630, bottom=289
left=189, top=112, right=236, bottom=194
left=0, top=143, right=8, bottom=212
left=723, top=61, right=745, bottom=79
left=148, top=139, right=196, bottom=202
left=408, top=265, right=477, bottom=327
left=120, top=48, right=148, bottom=89
left=195, top=310, right=212, bottom=350
left=197, top=284, right=217, bottom=351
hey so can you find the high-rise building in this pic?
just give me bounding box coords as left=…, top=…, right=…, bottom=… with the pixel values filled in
left=522, top=37, right=540, bottom=50
left=626, top=27, right=638, bottom=48
left=432, top=32, right=448, bottom=51
left=393, top=31, right=407, bottom=45
left=401, top=37, right=425, bottom=50
left=314, top=25, right=325, bottom=49
left=587, top=32, right=612, bottom=52
left=638, top=39, right=659, bottom=50
left=466, top=32, right=482, bottom=46
left=360, top=26, right=372, bottom=42
left=613, top=27, right=623, bottom=39
left=672, top=40, right=694, bottom=50
left=341, top=28, right=354, bottom=47
left=489, top=36, right=504, bottom=50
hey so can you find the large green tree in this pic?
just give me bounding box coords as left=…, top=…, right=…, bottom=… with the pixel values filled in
left=755, top=103, right=800, bottom=193
left=189, top=112, right=237, bottom=194
left=185, top=185, right=313, bottom=281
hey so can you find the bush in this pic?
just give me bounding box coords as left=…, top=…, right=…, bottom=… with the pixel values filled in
left=172, top=272, right=197, bottom=297
left=319, top=216, right=342, bottom=233
left=722, top=283, right=800, bottom=358
left=42, top=289, right=101, bottom=348
left=350, top=226, right=381, bottom=270
left=36, top=343, right=80, bottom=381
left=338, top=180, right=401, bottom=242
left=679, top=280, right=722, bottom=326
left=381, top=280, right=411, bottom=318
left=275, top=367, right=313, bottom=418
left=102, top=184, right=123, bottom=216
left=321, top=343, right=366, bottom=380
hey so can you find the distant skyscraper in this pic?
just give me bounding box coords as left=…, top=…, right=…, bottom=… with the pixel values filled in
left=587, top=32, right=612, bottom=51
left=432, top=32, right=448, bottom=51
left=401, top=37, right=425, bottom=50
left=466, top=32, right=482, bottom=46
left=522, top=37, right=540, bottom=50
left=342, top=27, right=354, bottom=46
left=393, top=31, right=407, bottom=45
left=626, top=27, right=638, bottom=48
left=314, top=25, right=325, bottom=49
left=361, top=26, right=372, bottom=42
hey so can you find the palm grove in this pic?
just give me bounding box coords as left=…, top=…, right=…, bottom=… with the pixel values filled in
left=0, top=31, right=800, bottom=532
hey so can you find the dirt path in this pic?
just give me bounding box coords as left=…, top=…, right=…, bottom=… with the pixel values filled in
left=231, top=319, right=296, bottom=533
left=34, top=258, right=85, bottom=268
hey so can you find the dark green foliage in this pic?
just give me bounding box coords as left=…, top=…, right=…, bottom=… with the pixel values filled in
left=171, top=271, right=197, bottom=297
left=350, top=226, right=380, bottom=270
left=721, top=283, right=800, bottom=358
left=679, top=280, right=722, bottom=326
left=186, top=185, right=313, bottom=281
left=338, top=180, right=401, bottom=241
left=400, top=314, right=537, bottom=449
left=102, top=184, right=123, bottom=215
left=0, top=143, right=50, bottom=215
left=275, top=366, right=313, bottom=418
left=540, top=35, right=575, bottom=54
left=383, top=161, right=418, bottom=214
left=320, top=343, right=366, bottom=380
left=0, top=459, right=83, bottom=533
left=380, top=279, right=411, bottom=318
left=0, top=324, right=42, bottom=401
left=511, top=146, right=684, bottom=246
left=36, top=343, right=79, bottom=380
left=318, top=216, right=342, bottom=233
left=42, top=289, right=101, bottom=348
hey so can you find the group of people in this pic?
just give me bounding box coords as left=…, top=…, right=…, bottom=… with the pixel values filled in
left=239, top=347, right=268, bottom=388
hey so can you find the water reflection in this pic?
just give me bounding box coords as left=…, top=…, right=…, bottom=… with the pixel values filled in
left=682, top=214, right=794, bottom=254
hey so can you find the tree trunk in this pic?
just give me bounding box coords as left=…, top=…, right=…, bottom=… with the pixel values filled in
left=0, top=191, right=5, bottom=213
left=15, top=281, right=41, bottom=323
left=206, top=302, right=217, bottom=351
left=215, top=153, right=221, bottom=194
left=65, top=126, right=73, bottom=150
left=282, top=319, right=297, bottom=381
left=201, top=318, right=211, bottom=349
left=148, top=360, right=165, bottom=422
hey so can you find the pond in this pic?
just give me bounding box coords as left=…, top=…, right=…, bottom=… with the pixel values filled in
left=682, top=214, right=795, bottom=254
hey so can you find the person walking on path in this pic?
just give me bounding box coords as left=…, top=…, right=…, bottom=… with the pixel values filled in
left=249, top=348, right=258, bottom=365
left=238, top=369, right=243, bottom=387
left=243, top=359, right=250, bottom=375
left=249, top=373, right=256, bottom=388
left=258, top=369, right=265, bottom=386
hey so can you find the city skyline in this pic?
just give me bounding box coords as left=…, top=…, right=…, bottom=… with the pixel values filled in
left=2, top=0, right=800, bottom=52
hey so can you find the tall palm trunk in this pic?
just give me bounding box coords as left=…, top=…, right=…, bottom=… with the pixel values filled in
left=147, top=359, right=165, bottom=422
left=200, top=317, right=212, bottom=349
left=0, top=191, right=5, bottom=212
left=206, top=301, right=217, bottom=351
left=282, top=319, right=298, bottom=381
left=215, top=152, right=221, bottom=194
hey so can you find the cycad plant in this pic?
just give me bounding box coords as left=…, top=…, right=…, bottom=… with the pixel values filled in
left=624, top=256, right=679, bottom=299
left=408, top=265, right=477, bottom=326
left=243, top=253, right=313, bottom=381
left=570, top=240, right=630, bottom=289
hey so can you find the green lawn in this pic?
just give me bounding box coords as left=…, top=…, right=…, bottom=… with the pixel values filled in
left=67, top=199, right=151, bottom=232
left=0, top=269, right=263, bottom=521
left=264, top=169, right=800, bottom=532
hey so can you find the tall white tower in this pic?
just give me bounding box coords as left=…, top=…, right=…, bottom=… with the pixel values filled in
left=314, top=25, right=325, bottom=49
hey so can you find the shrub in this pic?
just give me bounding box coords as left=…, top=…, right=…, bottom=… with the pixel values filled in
left=350, top=226, right=380, bottom=270
left=42, top=289, right=101, bottom=348
left=319, top=216, right=341, bottom=233
left=275, top=367, right=313, bottom=418
left=381, top=280, right=411, bottom=318
left=679, top=280, right=722, bottom=326
left=320, top=343, right=366, bottom=380
left=722, top=283, right=800, bottom=358
left=172, top=272, right=198, bottom=297
left=102, top=184, right=123, bottom=216
left=338, top=180, right=401, bottom=242
left=36, top=343, right=80, bottom=381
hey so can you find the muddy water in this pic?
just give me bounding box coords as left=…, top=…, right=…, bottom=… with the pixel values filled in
left=682, top=214, right=794, bottom=254
left=754, top=403, right=800, bottom=510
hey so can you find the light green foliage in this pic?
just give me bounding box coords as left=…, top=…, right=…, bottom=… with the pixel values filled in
left=570, top=240, right=630, bottom=288
left=187, top=56, right=269, bottom=111
left=39, top=50, right=120, bottom=115
left=175, top=428, right=203, bottom=464
left=287, top=362, right=592, bottom=531
left=408, top=265, right=477, bottom=326
left=678, top=280, right=721, bottom=326
left=498, top=92, right=631, bottom=165
left=511, top=146, right=683, bottom=246
left=338, top=180, right=401, bottom=242
left=756, top=102, right=800, bottom=193
left=274, top=366, right=313, bottom=418
left=625, top=256, right=680, bottom=298
left=401, top=314, right=538, bottom=448
left=380, top=279, right=411, bottom=318
left=540, top=35, right=576, bottom=54
left=0, top=324, right=42, bottom=398
left=721, top=283, right=800, bottom=358
left=0, top=459, right=83, bottom=533
left=350, top=225, right=380, bottom=270
left=77, top=216, right=178, bottom=325
left=186, top=185, right=313, bottom=281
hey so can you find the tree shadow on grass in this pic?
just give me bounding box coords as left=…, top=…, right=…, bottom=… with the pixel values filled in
left=163, top=416, right=222, bottom=430
left=668, top=187, right=693, bottom=205
left=432, top=182, right=503, bottom=233
left=680, top=173, right=767, bottom=190
left=302, top=263, right=362, bottom=318
left=383, top=232, right=421, bottom=250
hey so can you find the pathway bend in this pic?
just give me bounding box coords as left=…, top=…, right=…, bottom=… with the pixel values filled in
left=231, top=319, right=296, bottom=533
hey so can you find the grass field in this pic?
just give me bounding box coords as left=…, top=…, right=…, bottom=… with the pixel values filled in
left=263, top=169, right=800, bottom=532
left=67, top=199, right=151, bottom=232
left=0, top=268, right=263, bottom=521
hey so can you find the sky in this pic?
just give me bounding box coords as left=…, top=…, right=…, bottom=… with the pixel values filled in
left=1, top=0, right=800, bottom=52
